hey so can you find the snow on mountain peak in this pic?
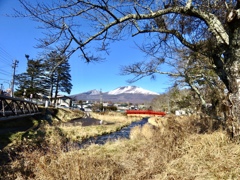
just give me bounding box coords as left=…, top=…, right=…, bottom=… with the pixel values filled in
left=108, top=86, right=159, bottom=95
left=86, top=89, right=101, bottom=95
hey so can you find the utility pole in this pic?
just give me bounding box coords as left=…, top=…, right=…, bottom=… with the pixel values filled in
left=100, top=88, right=103, bottom=112
left=0, top=84, right=3, bottom=95
left=100, top=88, right=102, bottom=104
left=11, top=60, right=19, bottom=97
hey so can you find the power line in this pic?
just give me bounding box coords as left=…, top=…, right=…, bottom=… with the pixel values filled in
left=0, top=72, right=11, bottom=76
left=0, top=46, right=21, bottom=97
left=0, top=45, right=15, bottom=82
left=0, top=44, right=14, bottom=66
left=0, top=65, right=12, bottom=77
left=0, top=55, right=12, bottom=66
left=0, top=78, right=9, bottom=81
left=0, top=44, right=15, bottom=59
left=0, top=68, right=11, bottom=74
left=0, top=52, right=12, bottom=65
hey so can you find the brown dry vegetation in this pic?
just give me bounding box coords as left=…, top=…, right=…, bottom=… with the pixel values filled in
left=1, top=112, right=240, bottom=179
left=48, top=111, right=140, bottom=142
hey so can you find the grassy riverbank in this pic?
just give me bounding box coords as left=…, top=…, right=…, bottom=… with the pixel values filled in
left=1, top=110, right=240, bottom=179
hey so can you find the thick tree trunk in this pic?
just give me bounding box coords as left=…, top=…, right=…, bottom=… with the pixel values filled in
left=225, top=61, right=240, bottom=137
left=53, top=77, right=60, bottom=107
left=225, top=92, right=240, bottom=137
left=224, top=12, right=240, bottom=137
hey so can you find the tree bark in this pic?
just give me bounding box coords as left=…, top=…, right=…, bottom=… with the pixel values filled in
left=53, top=76, right=60, bottom=107
left=224, top=10, right=240, bottom=137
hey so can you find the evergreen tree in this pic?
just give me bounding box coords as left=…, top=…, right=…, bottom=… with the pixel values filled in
left=15, top=55, right=46, bottom=98
left=43, top=51, right=72, bottom=106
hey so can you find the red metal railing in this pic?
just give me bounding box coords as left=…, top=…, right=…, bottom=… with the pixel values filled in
left=126, top=110, right=166, bottom=116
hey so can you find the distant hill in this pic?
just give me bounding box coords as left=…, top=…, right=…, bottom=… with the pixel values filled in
left=70, top=86, right=159, bottom=104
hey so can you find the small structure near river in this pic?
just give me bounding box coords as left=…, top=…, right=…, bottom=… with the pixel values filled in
left=126, top=110, right=166, bottom=117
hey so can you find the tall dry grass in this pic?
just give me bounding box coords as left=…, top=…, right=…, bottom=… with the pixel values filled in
left=59, top=112, right=140, bottom=142
left=91, top=111, right=140, bottom=123
left=2, top=114, right=240, bottom=179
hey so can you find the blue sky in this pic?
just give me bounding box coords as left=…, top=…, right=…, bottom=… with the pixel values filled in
left=0, top=0, right=172, bottom=95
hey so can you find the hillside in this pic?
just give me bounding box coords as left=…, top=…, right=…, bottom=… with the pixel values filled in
left=1, top=113, right=239, bottom=179
left=71, top=86, right=159, bottom=103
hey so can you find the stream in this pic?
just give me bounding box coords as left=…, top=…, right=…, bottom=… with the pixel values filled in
left=78, top=117, right=149, bottom=148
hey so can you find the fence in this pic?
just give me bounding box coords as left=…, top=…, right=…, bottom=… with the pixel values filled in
left=0, top=95, right=41, bottom=121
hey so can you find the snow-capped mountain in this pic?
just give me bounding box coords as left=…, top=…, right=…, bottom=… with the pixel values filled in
left=108, top=86, right=159, bottom=95
left=71, top=86, right=159, bottom=103
left=84, top=89, right=101, bottom=95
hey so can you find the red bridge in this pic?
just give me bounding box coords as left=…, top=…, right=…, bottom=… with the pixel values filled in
left=126, top=110, right=166, bottom=117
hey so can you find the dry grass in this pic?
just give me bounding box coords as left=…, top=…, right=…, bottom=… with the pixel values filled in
left=91, top=111, right=140, bottom=123
left=59, top=112, right=140, bottom=142
left=159, top=132, right=240, bottom=179
left=1, top=113, right=240, bottom=179
left=53, top=108, right=84, bottom=122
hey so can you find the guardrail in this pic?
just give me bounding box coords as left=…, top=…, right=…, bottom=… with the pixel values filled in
left=126, top=110, right=166, bottom=116
left=0, top=95, right=41, bottom=121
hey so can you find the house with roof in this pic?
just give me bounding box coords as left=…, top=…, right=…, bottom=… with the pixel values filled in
left=55, top=95, right=72, bottom=107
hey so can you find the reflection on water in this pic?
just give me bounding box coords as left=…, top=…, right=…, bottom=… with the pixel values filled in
left=79, top=117, right=149, bottom=148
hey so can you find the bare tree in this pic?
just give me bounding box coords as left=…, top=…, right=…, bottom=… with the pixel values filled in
left=174, top=48, right=226, bottom=117
left=17, top=0, right=240, bottom=137
left=121, top=45, right=224, bottom=113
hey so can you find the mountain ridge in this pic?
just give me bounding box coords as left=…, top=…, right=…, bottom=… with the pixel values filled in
left=107, top=86, right=159, bottom=95
left=70, top=86, right=159, bottom=103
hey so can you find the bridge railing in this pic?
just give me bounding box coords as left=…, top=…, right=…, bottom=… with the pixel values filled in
left=0, top=95, right=41, bottom=120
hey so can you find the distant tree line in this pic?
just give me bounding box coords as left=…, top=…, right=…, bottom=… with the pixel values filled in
left=15, top=51, right=72, bottom=105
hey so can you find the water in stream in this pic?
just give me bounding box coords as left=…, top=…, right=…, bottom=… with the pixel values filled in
left=78, top=117, right=149, bottom=148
